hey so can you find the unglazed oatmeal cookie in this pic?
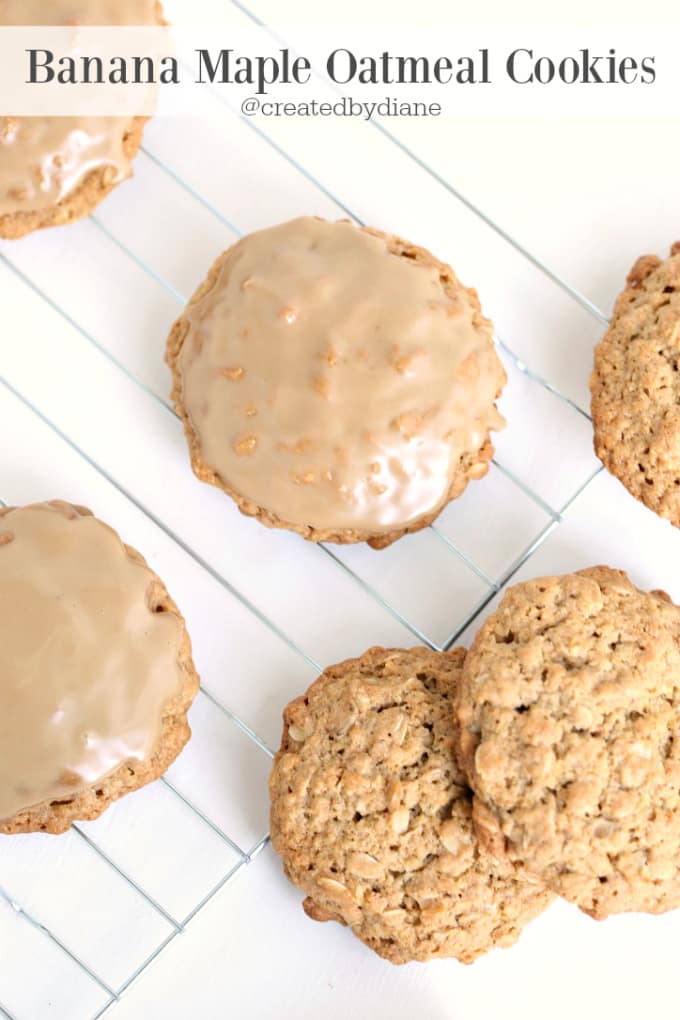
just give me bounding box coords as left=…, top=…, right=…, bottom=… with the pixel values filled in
left=0, top=501, right=199, bottom=835
left=591, top=242, right=680, bottom=525
left=269, top=646, right=552, bottom=964
left=455, top=566, right=680, bottom=919
left=167, top=217, right=506, bottom=549
left=0, top=0, right=164, bottom=240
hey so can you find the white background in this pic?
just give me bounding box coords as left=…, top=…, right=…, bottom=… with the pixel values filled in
left=1, top=1, right=680, bottom=1018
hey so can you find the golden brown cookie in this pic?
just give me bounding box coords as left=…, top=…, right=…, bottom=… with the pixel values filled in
left=269, top=646, right=553, bottom=964
left=0, top=501, right=199, bottom=835
left=591, top=242, right=680, bottom=525
left=0, top=0, right=164, bottom=240
left=167, top=217, right=506, bottom=549
left=455, top=566, right=680, bottom=919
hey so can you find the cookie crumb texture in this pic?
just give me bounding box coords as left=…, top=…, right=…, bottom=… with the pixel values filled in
left=0, top=501, right=199, bottom=835
left=270, top=647, right=552, bottom=964
left=591, top=242, right=680, bottom=526
left=0, top=0, right=163, bottom=240
left=456, top=566, right=680, bottom=919
left=167, top=217, right=506, bottom=548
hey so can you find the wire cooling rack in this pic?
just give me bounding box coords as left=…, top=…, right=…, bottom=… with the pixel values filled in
left=0, top=6, right=623, bottom=1020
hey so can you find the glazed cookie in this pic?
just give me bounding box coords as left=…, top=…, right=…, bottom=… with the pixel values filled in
left=456, top=566, right=680, bottom=919
left=167, top=217, right=506, bottom=549
left=0, top=0, right=164, bottom=240
left=0, top=501, right=199, bottom=835
left=591, top=242, right=680, bottom=525
left=269, top=646, right=553, bottom=964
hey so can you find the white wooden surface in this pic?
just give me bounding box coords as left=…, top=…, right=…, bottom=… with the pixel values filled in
left=1, top=2, right=680, bottom=1018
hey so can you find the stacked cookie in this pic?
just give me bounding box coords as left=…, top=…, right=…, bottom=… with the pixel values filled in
left=270, top=566, right=680, bottom=963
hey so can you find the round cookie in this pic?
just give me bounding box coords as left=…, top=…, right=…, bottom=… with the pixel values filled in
left=0, top=0, right=164, bottom=240
left=455, top=566, right=680, bottom=919
left=0, top=501, right=199, bottom=835
left=591, top=242, right=680, bottom=526
left=269, top=646, right=553, bottom=964
left=167, top=217, right=506, bottom=549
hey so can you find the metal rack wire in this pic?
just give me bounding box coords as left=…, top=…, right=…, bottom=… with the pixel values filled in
left=0, top=7, right=612, bottom=1018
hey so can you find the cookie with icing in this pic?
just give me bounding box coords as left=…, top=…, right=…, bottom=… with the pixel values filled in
left=0, top=0, right=164, bottom=240
left=0, top=501, right=199, bottom=835
left=167, top=217, right=506, bottom=548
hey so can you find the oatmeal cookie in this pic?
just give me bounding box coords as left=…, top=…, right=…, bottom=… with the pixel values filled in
left=591, top=242, right=680, bottom=525
left=270, top=646, right=552, bottom=963
left=456, top=566, right=680, bottom=918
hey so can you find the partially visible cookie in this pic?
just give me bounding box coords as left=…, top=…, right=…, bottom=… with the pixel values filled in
left=0, top=501, right=199, bottom=835
left=167, top=216, right=506, bottom=549
left=270, top=646, right=553, bottom=964
left=0, top=0, right=164, bottom=240
left=455, top=566, right=680, bottom=919
left=591, top=242, right=680, bottom=525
